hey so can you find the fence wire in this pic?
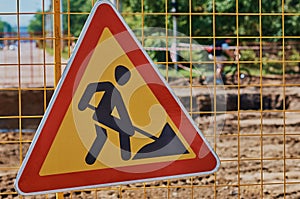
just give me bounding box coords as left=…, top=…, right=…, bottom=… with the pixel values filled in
left=0, top=0, right=299, bottom=198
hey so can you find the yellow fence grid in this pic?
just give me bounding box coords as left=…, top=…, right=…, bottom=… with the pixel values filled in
left=0, top=0, right=299, bottom=198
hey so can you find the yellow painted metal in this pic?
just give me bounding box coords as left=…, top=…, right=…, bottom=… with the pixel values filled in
left=53, top=0, right=62, bottom=198
left=53, top=0, right=62, bottom=87
left=0, top=0, right=299, bottom=198
left=55, top=192, right=64, bottom=199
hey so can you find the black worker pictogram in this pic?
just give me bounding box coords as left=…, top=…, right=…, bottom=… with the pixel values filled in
left=78, top=65, right=189, bottom=165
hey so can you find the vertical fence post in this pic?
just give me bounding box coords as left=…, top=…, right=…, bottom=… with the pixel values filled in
left=53, top=0, right=62, bottom=88
left=53, top=0, right=63, bottom=197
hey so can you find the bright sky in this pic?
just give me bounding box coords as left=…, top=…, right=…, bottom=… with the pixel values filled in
left=0, top=0, right=51, bottom=27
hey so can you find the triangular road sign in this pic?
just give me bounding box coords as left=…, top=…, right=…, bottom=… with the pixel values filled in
left=15, top=1, right=220, bottom=195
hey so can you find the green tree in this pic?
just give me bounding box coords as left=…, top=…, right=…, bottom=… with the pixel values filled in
left=28, top=11, right=43, bottom=36
left=28, top=11, right=44, bottom=47
left=0, top=20, right=12, bottom=32
left=121, top=0, right=299, bottom=72
left=62, top=0, right=93, bottom=37
left=0, top=20, right=13, bottom=45
left=27, top=0, right=299, bottom=41
left=122, top=0, right=166, bottom=30
left=26, top=0, right=299, bottom=69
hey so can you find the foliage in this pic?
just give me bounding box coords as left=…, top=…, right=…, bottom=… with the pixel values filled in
left=286, top=49, right=300, bottom=73
left=240, top=49, right=260, bottom=69
left=28, top=11, right=43, bottom=35
left=0, top=20, right=12, bottom=32
left=61, top=0, right=93, bottom=37
left=26, top=0, right=299, bottom=73
left=27, top=12, right=44, bottom=47
left=27, top=0, right=300, bottom=41
left=0, top=20, right=13, bottom=44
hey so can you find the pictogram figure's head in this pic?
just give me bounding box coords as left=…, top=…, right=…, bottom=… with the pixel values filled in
left=115, top=65, right=131, bottom=86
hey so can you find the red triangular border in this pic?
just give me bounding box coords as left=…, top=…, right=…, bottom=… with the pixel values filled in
left=15, top=1, right=219, bottom=195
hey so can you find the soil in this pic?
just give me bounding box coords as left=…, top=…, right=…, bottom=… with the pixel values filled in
left=1, top=75, right=300, bottom=198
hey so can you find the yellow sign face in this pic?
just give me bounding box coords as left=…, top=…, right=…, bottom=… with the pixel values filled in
left=40, top=28, right=195, bottom=176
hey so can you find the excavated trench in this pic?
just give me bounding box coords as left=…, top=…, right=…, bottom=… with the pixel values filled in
left=176, top=87, right=292, bottom=114
left=1, top=83, right=299, bottom=129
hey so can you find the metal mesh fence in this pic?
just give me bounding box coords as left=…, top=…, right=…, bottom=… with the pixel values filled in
left=0, top=0, right=299, bottom=198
